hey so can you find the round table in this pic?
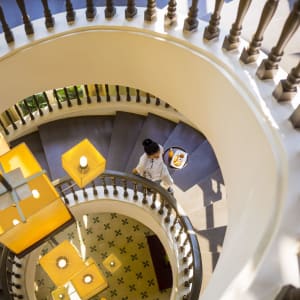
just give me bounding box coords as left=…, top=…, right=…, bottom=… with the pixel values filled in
left=163, top=146, right=188, bottom=169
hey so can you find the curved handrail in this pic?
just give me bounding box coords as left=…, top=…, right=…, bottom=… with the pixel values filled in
left=55, top=170, right=203, bottom=300
left=0, top=83, right=182, bottom=142
left=0, top=245, right=22, bottom=300
left=1, top=170, right=202, bottom=300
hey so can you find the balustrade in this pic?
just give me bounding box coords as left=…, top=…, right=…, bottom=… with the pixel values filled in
left=74, top=85, right=82, bottom=105
left=5, top=110, right=17, bottom=130
left=22, top=99, right=34, bottom=120
left=204, top=0, right=224, bottom=40
left=125, top=0, right=137, bottom=19
left=32, top=95, right=43, bottom=116
left=144, top=0, right=157, bottom=22
left=165, top=0, right=177, bottom=25
left=84, top=85, right=92, bottom=104
left=184, top=0, right=199, bottom=31
left=16, top=0, right=34, bottom=35
left=116, top=85, right=121, bottom=101
left=66, top=0, right=76, bottom=23
left=86, top=0, right=96, bottom=20
left=14, top=105, right=26, bottom=125
left=222, top=0, right=252, bottom=51
left=0, top=168, right=201, bottom=300
left=63, top=87, right=72, bottom=107
left=0, top=5, right=14, bottom=43
left=273, top=60, right=300, bottom=102
left=41, top=0, right=54, bottom=28
left=105, top=0, right=116, bottom=19
left=42, top=92, right=53, bottom=112
left=256, top=1, right=300, bottom=80
left=240, top=0, right=279, bottom=64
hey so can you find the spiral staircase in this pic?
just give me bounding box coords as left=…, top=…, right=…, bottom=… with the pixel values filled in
left=5, top=106, right=227, bottom=299
left=0, top=0, right=300, bottom=300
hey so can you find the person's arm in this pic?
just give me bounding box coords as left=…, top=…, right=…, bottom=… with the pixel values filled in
left=133, top=154, right=146, bottom=175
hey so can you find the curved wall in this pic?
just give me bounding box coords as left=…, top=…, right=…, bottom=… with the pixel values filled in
left=0, top=8, right=289, bottom=300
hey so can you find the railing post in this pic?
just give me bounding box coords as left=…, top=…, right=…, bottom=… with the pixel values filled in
left=53, top=89, right=63, bottom=109
left=115, top=85, right=121, bottom=101
left=32, top=95, right=44, bottom=116
left=165, top=0, right=177, bottom=25
left=183, top=0, right=199, bottom=32
left=0, top=5, right=14, bottom=43
left=101, top=177, right=109, bottom=195
left=289, top=103, right=300, bottom=128
left=63, top=87, right=72, bottom=107
left=240, top=0, right=279, bottom=64
left=43, top=92, right=53, bottom=112
left=105, top=0, right=116, bottom=19
left=125, top=0, right=137, bottom=19
left=274, top=284, right=300, bottom=300
left=136, top=89, right=141, bottom=102
left=133, top=182, right=138, bottom=200
left=273, top=60, right=300, bottom=102
left=23, top=99, right=35, bottom=120
left=74, top=86, right=82, bottom=105
left=105, top=84, right=111, bottom=102
left=126, top=87, right=131, bottom=101
left=5, top=111, right=17, bottom=130
left=16, top=0, right=34, bottom=35
left=146, top=92, right=151, bottom=104
left=86, top=0, right=96, bottom=20
left=84, top=85, right=92, bottom=104
left=144, top=0, right=157, bottom=22
left=14, top=104, right=26, bottom=125
left=203, top=0, right=224, bottom=41
left=95, top=84, right=101, bottom=102
left=41, top=0, right=55, bottom=29
left=0, top=119, right=9, bottom=135
left=257, top=1, right=300, bottom=80
left=222, top=0, right=252, bottom=51
left=66, top=0, right=76, bottom=23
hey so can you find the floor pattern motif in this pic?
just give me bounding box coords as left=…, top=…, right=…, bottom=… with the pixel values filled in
left=34, top=212, right=172, bottom=300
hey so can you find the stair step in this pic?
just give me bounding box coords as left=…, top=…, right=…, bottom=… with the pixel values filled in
left=163, top=121, right=206, bottom=174
left=172, top=141, right=219, bottom=191
left=39, top=116, right=114, bottom=180
left=125, top=113, right=176, bottom=173
left=10, top=132, right=51, bottom=177
left=198, top=168, right=225, bottom=207
left=106, top=111, right=145, bottom=171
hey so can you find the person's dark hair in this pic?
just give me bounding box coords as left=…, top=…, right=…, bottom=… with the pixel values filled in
left=142, top=138, right=159, bottom=155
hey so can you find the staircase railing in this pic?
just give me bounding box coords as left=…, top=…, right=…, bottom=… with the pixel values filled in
left=0, top=246, right=24, bottom=300
left=1, top=170, right=202, bottom=300
left=0, top=1, right=298, bottom=104
left=0, top=83, right=177, bottom=141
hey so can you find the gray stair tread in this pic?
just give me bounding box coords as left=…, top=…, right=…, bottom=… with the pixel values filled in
left=163, top=121, right=206, bottom=153
left=198, top=168, right=225, bottom=207
left=39, top=116, right=114, bottom=180
left=106, top=111, right=145, bottom=171
left=172, top=141, right=219, bottom=191
left=10, top=132, right=51, bottom=177
left=197, top=225, right=227, bottom=253
left=125, top=113, right=176, bottom=173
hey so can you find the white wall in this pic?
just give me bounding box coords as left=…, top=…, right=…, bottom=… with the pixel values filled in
left=0, top=7, right=298, bottom=300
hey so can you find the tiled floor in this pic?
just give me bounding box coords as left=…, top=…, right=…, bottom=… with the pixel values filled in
left=34, top=212, right=171, bottom=300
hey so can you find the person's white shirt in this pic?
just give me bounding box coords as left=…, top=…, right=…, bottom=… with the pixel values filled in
left=135, top=145, right=173, bottom=187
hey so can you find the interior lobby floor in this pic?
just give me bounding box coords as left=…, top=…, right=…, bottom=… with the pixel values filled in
left=34, top=212, right=172, bottom=300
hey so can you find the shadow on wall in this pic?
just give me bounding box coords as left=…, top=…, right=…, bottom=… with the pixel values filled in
left=198, top=169, right=224, bottom=207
